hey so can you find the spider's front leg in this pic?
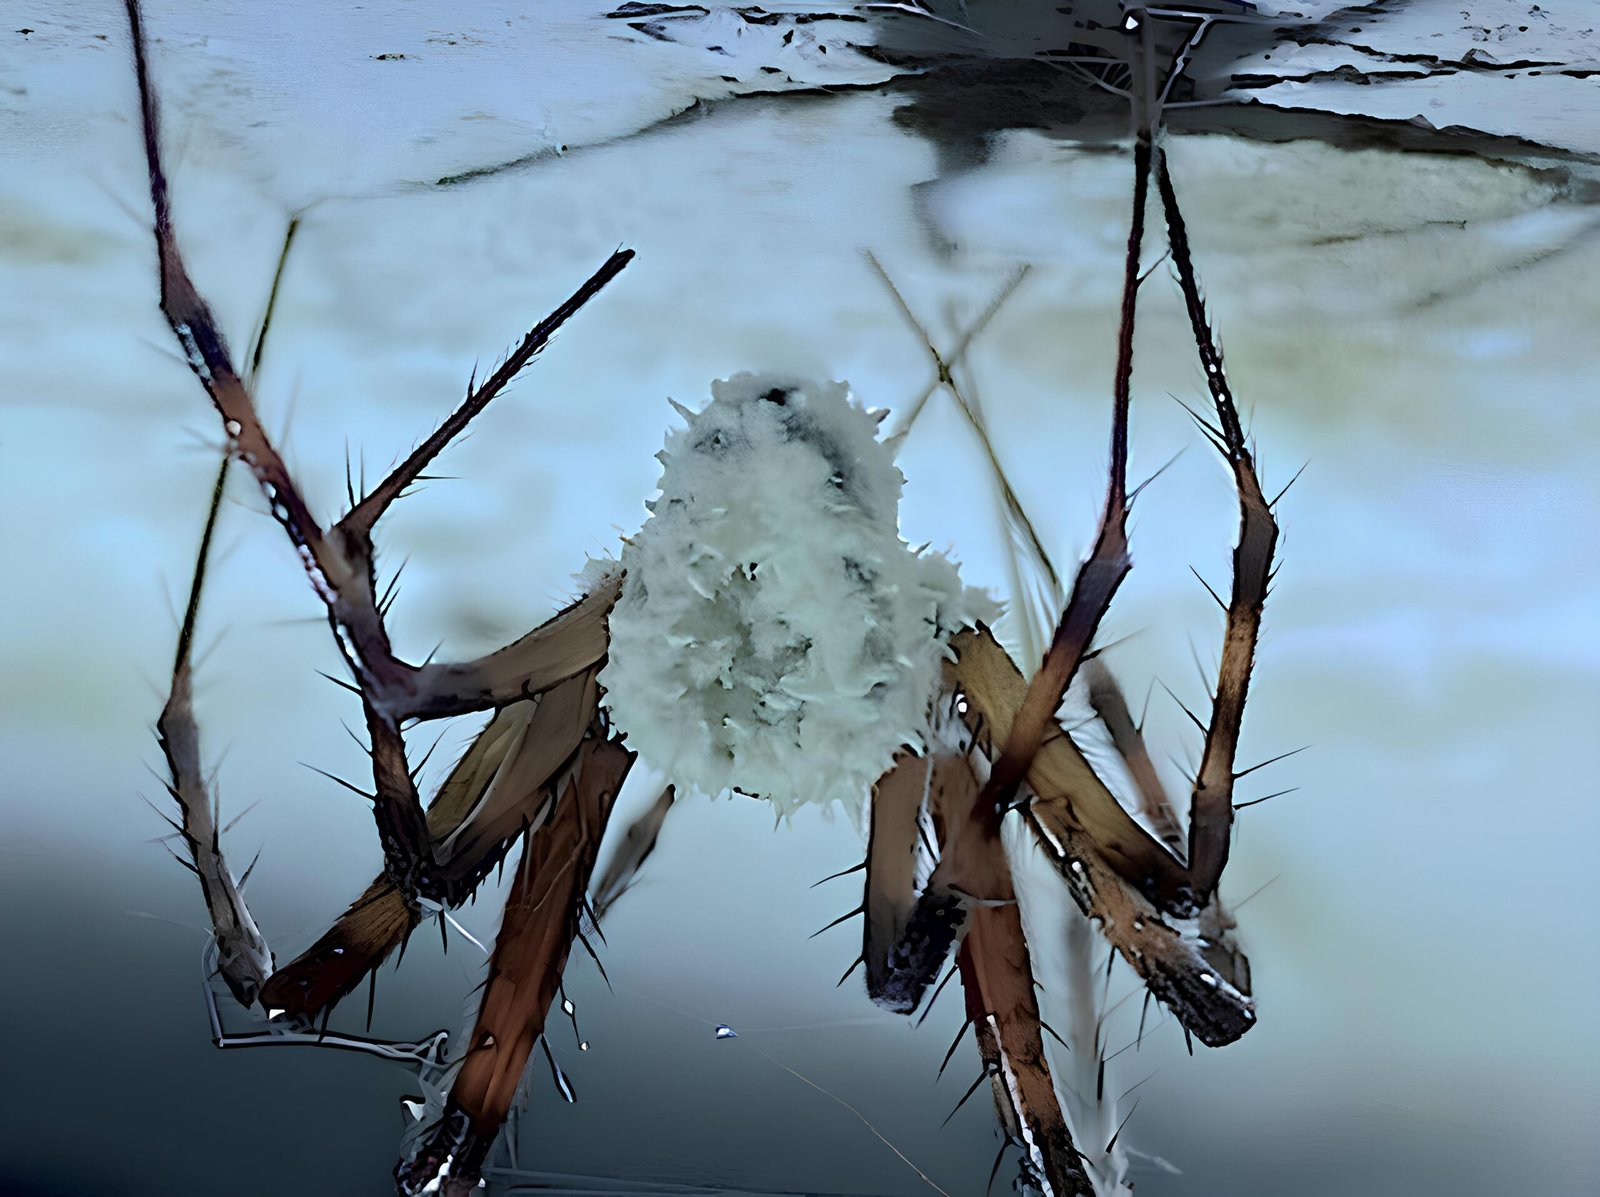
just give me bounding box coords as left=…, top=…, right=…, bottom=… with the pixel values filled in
left=260, top=633, right=620, bottom=1019
left=934, top=132, right=1269, bottom=1048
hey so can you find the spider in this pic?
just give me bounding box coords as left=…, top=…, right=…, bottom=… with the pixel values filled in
left=126, top=2, right=1284, bottom=1193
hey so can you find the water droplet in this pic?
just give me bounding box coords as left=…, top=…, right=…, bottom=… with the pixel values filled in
left=1200, top=973, right=1218, bottom=987
left=715, top=1024, right=738, bottom=1040
left=579, top=1041, right=590, bottom=1051
left=562, top=998, right=575, bottom=1015
left=224, top=419, right=242, bottom=437
left=331, top=946, right=344, bottom=955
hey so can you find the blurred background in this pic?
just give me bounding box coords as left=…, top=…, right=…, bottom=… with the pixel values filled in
left=2, top=2, right=1597, bottom=1194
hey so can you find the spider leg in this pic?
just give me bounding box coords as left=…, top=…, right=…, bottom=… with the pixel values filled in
left=261, top=671, right=599, bottom=1019
left=861, top=749, right=960, bottom=1014
left=1153, top=144, right=1281, bottom=907
left=1083, top=658, right=1186, bottom=859
left=973, top=135, right=1152, bottom=833
left=155, top=449, right=274, bottom=1009
left=862, top=713, right=1093, bottom=1194
left=589, top=784, right=676, bottom=925
left=958, top=910, right=1094, bottom=1197
left=396, top=725, right=633, bottom=1195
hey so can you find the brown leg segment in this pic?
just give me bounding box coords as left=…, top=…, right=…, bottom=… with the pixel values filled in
left=396, top=729, right=634, bottom=1194
left=1153, top=145, right=1281, bottom=906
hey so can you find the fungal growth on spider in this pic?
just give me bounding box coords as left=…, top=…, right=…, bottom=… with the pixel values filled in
left=601, top=373, right=992, bottom=816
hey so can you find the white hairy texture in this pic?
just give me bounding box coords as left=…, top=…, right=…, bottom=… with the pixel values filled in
left=600, top=373, right=991, bottom=817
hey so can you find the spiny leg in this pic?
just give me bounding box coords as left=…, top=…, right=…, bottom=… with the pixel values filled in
left=589, top=783, right=675, bottom=923
left=855, top=707, right=1091, bottom=1194
left=867, top=242, right=1194, bottom=916
left=957, top=907, right=1093, bottom=1197
left=151, top=207, right=305, bottom=1009
left=1083, top=659, right=1185, bottom=859
left=155, top=450, right=273, bottom=1008
left=975, top=135, right=1152, bottom=832
left=261, top=668, right=604, bottom=1018
left=396, top=726, right=634, bottom=1195
left=1153, top=144, right=1280, bottom=906
left=860, top=748, right=957, bottom=1014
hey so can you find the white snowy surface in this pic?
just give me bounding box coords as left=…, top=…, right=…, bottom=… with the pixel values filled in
left=2, top=3, right=1598, bottom=1196
left=1224, top=0, right=1600, bottom=155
